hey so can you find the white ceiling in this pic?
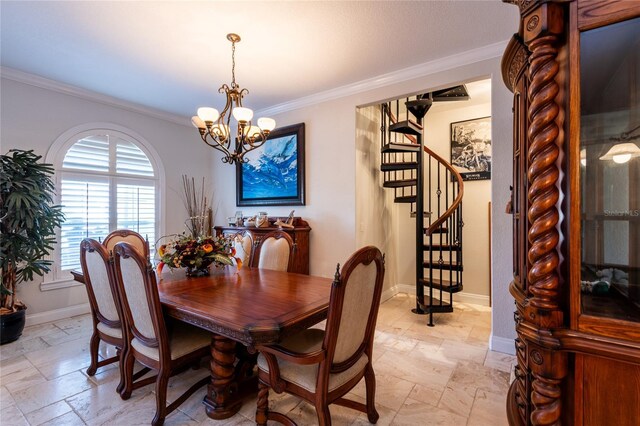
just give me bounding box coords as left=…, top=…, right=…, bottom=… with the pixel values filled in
left=0, top=1, right=518, bottom=118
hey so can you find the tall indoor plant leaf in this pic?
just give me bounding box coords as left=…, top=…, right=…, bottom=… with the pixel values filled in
left=0, top=150, right=64, bottom=313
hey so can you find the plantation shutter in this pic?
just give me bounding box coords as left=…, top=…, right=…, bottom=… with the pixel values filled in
left=116, top=139, right=154, bottom=176
left=58, top=133, right=157, bottom=272
left=59, top=176, right=110, bottom=270
left=117, top=181, right=156, bottom=257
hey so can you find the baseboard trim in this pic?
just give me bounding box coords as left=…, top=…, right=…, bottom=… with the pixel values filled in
left=454, top=292, right=490, bottom=306
left=381, top=285, right=401, bottom=303
left=490, top=335, right=516, bottom=355
left=394, top=283, right=490, bottom=306
left=25, top=303, right=91, bottom=327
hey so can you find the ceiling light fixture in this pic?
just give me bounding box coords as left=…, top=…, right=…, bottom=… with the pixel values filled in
left=598, top=124, right=640, bottom=165
left=191, top=34, right=276, bottom=165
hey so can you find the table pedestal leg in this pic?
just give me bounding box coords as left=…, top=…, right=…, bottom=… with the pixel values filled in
left=204, top=335, right=241, bottom=419
left=203, top=335, right=258, bottom=420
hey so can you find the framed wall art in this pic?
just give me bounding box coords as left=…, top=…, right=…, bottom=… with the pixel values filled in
left=450, top=116, right=491, bottom=181
left=236, top=123, right=305, bottom=206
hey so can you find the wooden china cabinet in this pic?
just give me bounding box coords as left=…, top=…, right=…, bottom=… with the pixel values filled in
left=502, top=1, right=640, bottom=425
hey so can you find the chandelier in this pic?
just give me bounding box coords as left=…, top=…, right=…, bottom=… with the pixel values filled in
left=191, top=33, right=276, bottom=165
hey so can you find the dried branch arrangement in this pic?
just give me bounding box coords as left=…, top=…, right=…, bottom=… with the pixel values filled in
left=182, top=175, right=215, bottom=238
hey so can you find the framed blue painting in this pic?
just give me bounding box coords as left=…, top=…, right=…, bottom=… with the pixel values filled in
left=236, top=123, right=305, bottom=206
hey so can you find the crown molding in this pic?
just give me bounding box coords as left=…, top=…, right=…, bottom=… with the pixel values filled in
left=2, top=39, right=508, bottom=124
left=257, top=40, right=509, bottom=117
left=0, top=66, right=191, bottom=127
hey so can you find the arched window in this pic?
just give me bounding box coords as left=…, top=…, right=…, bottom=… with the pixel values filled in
left=46, top=124, right=163, bottom=287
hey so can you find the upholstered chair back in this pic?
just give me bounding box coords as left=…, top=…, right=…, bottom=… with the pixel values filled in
left=233, top=230, right=254, bottom=266
left=80, top=239, right=120, bottom=324
left=104, top=229, right=150, bottom=259
left=113, top=242, right=164, bottom=347
left=255, top=231, right=294, bottom=272
left=324, top=246, right=385, bottom=368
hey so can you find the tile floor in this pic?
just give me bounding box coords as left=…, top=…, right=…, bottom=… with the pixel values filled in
left=0, top=293, right=515, bottom=425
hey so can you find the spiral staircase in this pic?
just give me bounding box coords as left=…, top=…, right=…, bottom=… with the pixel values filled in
left=379, top=87, right=467, bottom=326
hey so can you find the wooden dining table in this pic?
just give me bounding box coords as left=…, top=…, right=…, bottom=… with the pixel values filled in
left=75, top=266, right=334, bottom=420
left=159, top=266, right=333, bottom=419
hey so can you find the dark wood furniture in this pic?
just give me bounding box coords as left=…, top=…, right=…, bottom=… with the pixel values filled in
left=79, top=239, right=125, bottom=385
left=256, top=246, right=385, bottom=426
left=253, top=230, right=295, bottom=272
left=103, top=229, right=150, bottom=259
left=215, top=217, right=311, bottom=274
left=158, top=266, right=332, bottom=420
left=112, top=243, right=210, bottom=426
left=502, top=1, right=640, bottom=425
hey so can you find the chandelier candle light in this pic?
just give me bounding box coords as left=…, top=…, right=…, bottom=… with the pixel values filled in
left=192, top=33, right=276, bottom=165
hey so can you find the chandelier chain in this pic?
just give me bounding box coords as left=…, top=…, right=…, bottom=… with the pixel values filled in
left=231, top=40, right=236, bottom=88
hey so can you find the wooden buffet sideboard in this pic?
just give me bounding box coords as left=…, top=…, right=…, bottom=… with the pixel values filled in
left=214, top=217, right=311, bottom=274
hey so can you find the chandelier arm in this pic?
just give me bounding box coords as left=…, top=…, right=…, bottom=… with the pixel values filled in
left=242, top=129, right=268, bottom=149
left=200, top=134, right=233, bottom=159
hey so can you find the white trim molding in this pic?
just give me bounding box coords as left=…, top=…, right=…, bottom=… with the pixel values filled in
left=40, top=277, right=83, bottom=292
left=381, top=285, right=401, bottom=303
left=3, top=39, right=508, bottom=123
left=0, top=66, right=190, bottom=127
left=395, top=283, right=491, bottom=307
left=257, top=40, right=509, bottom=117
left=25, top=303, right=91, bottom=327
left=490, top=335, right=516, bottom=355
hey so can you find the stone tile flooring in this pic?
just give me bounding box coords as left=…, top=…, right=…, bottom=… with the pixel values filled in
left=0, top=293, right=514, bottom=425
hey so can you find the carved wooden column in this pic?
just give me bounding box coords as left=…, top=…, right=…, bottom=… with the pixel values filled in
left=521, top=2, right=567, bottom=425
left=203, top=335, right=241, bottom=419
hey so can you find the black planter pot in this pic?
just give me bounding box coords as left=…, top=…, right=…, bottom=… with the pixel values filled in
left=1, top=308, right=27, bottom=345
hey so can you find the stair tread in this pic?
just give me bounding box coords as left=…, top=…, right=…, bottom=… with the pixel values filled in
left=395, top=195, right=417, bottom=203
left=419, top=278, right=463, bottom=293
left=389, top=120, right=422, bottom=136
left=383, top=179, right=417, bottom=188
left=417, top=296, right=453, bottom=313
left=381, top=143, right=420, bottom=153
left=381, top=162, right=418, bottom=172
left=405, top=99, right=433, bottom=120
left=411, top=211, right=432, bottom=218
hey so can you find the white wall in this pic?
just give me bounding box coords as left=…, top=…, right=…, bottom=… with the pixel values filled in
left=0, top=77, right=213, bottom=318
left=355, top=105, right=399, bottom=296
left=209, top=56, right=516, bottom=351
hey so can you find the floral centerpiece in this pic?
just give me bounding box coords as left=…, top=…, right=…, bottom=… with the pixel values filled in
left=157, top=234, right=241, bottom=277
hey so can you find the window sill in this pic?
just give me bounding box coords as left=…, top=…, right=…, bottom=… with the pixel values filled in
left=40, top=274, right=83, bottom=291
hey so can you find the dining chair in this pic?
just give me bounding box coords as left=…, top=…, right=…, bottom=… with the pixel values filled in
left=232, top=229, right=255, bottom=267
left=103, top=229, right=150, bottom=259
left=255, top=246, right=385, bottom=426
left=112, top=242, right=211, bottom=426
left=79, top=238, right=127, bottom=392
left=253, top=230, right=295, bottom=272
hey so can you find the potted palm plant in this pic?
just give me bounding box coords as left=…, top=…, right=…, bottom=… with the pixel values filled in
left=1, top=150, right=64, bottom=344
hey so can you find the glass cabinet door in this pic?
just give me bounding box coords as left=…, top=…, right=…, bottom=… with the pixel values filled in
left=580, top=17, right=640, bottom=323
